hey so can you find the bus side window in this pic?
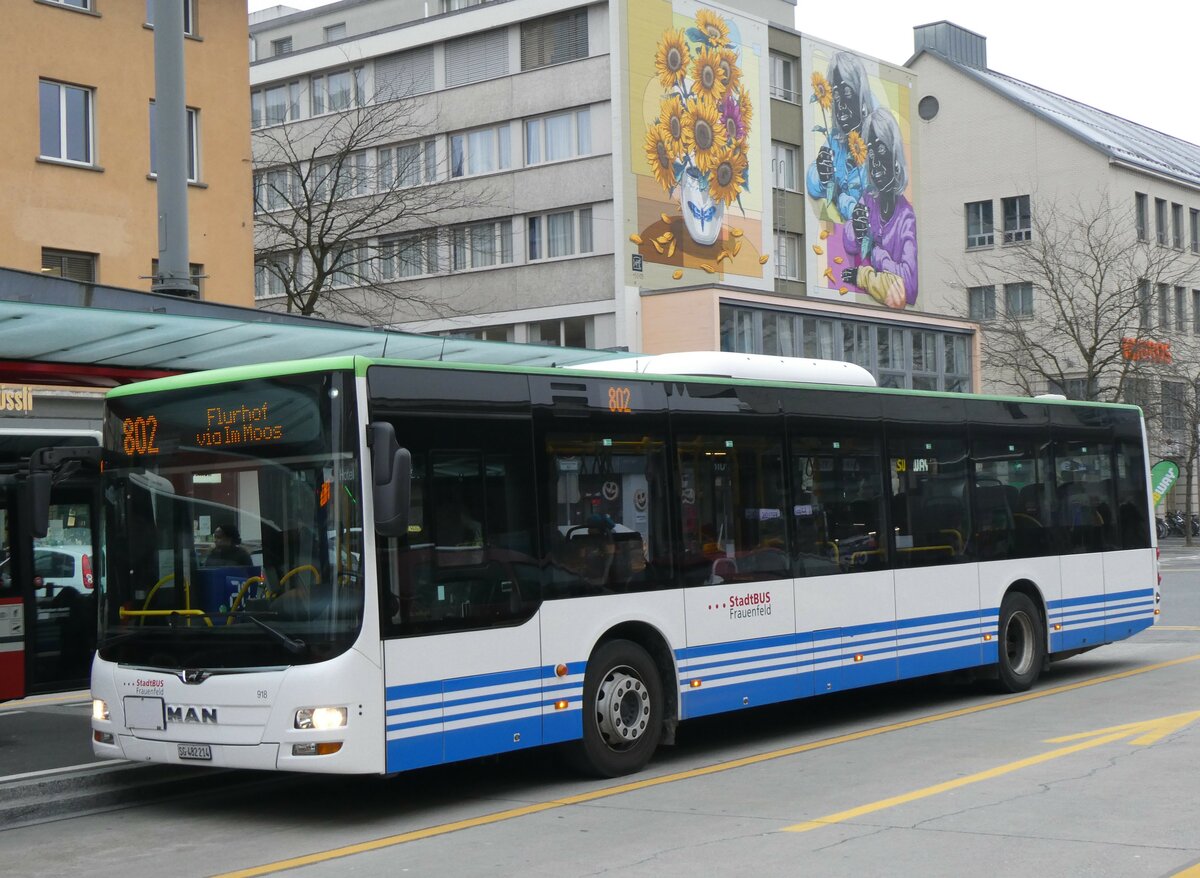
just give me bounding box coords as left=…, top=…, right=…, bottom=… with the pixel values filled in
left=677, top=432, right=788, bottom=586
left=542, top=433, right=671, bottom=598
left=791, top=434, right=887, bottom=576
left=889, top=435, right=971, bottom=567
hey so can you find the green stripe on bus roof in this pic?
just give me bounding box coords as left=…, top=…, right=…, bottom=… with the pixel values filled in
left=106, top=356, right=359, bottom=399
left=354, top=356, right=1142, bottom=412
left=107, top=353, right=1141, bottom=414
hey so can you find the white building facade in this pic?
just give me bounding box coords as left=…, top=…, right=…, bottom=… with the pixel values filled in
left=250, top=0, right=979, bottom=391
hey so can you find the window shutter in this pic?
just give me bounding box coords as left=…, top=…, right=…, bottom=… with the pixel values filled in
left=444, top=28, right=509, bottom=87
left=375, top=46, right=435, bottom=100
left=520, top=10, right=588, bottom=71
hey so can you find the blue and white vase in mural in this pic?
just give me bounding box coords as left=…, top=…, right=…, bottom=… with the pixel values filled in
left=679, top=168, right=723, bottom=247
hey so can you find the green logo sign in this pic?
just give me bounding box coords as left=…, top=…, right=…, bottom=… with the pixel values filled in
left=1151, top=459, right=1180, bottom=506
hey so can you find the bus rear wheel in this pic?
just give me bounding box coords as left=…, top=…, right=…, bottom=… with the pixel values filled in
left=996, top=592, right=1044, bottom=692
left=570, top=639, right=663, bottom=777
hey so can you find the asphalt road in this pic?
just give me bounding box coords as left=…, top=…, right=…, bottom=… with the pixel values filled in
left=2, top=543, right=1198, bottom=877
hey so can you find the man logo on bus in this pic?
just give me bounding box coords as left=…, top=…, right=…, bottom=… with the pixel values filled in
left=166, top=705, right=218, bottom=725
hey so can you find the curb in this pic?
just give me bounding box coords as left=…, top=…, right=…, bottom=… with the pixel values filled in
left=0, top=761, right=245, bottom=828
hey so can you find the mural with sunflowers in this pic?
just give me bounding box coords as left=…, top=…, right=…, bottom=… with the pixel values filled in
left=624, top=1, right=770, bottom=290
left=802, top=39, right=918, bottom=311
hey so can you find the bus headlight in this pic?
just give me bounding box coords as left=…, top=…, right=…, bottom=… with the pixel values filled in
left=92, top=699, right=109, bottom=721
left=295, top=707, right=347, bottom=730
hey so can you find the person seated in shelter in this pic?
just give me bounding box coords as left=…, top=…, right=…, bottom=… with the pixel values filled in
left=206, top=524, right=253, bottom=567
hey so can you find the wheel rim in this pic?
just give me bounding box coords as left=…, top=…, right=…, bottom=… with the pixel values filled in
left=1004, top=609, right=1035, bottom=675
left=594, top=665, right=651, bottom=750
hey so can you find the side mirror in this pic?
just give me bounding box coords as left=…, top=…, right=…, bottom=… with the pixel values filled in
left=28, top=471, right=52, bottom=539
left=368, top=422, right=411, bottom=539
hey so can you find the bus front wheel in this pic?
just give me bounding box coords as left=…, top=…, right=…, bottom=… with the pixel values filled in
left=570, top=639, right=663, bottom=777
left=996, top=592, right=1045, bottom=692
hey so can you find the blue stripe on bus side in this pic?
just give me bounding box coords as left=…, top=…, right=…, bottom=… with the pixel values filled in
left=386, top=588, right=1149, bottom=768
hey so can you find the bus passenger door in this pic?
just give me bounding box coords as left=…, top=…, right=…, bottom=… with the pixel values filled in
left=375, top=414, right=544, bottom=772
left=0, top=494, right=25, bottom=701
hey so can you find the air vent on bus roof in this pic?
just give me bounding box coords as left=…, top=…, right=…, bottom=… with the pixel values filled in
left=565, top=351, right=876, bottom=387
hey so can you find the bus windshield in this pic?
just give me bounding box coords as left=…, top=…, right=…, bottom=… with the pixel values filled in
left=98, top=370, right=363, bottom=669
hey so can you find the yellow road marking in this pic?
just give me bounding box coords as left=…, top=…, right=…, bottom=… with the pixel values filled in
left=1173, top=859, right=1200, bottom=876
left=783, top=710, right=1200, bottom=832
left=212, top=652, right=1200, bottom=878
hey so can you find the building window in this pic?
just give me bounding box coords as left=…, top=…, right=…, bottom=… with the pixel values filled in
left=1194, top=290, right=1200, bottom=335
left=39, top=80, right=93, bottom=165
left=1004, top=282, right=1033, bottom=317
left=254, top=166, right=296, bottom=213
left=769, top=53, right=797, bottom=102
left=718, top=304, right=971, bottom=392
left=965, top=200, right=993, bottom=248
left=41, top=248, right=95, bottom=282
left=530, top=317, right=587, bottom=347
left=1049, top=377, right=1096, bottom=401
left=251, top=81, right=301, bottom=129
left=378, top=140, right=437, bottom=188
left=1135, top=193, right=1148, bottom=241
left=1163, top=380, right=1187, bottom=434
left=47, top=0, right=91, bottom=10
left=1172, top=203, right=1184, bottom=249
left=149, top=103, right=199, bottom=182
left=450, top=123, right=511, bottom=177
left=1138, top=279, right=1151, bottom=330
left=254, top=254, right=291, bottom=299
left=968, top=285, right=995, bottom=321
left=524, top=108, right=590, bottom=165
left=444, top=28, right=509, bottom=88
left=1155, top=198, right=1167, bottom=245
left=145, top=0, right=196, bottom=35
left=441, top=0, right=483, bottom=11
left=1191, top=208, right=1200, bottom=254
left=1175, top=286, right=1187, bottom=331
left=271, top=37, right=293, bottom=56
left=1158, top=283, right=1170, bottom=329
left=324, top=23, right=346, bottom=43
left=772, top=142, right=798, bottom=191
left=150, top=259, right=203, bottom=295
left=311, top=67, right=365, bottom=116
left=379, top=234, right=439, bottom=279
left=527, top=207, right=593, bottom=260
left=312, top=152, right=368, bottom=201
left=328, top=243, right=366, bottom=288
left=1001, top=195, right=1031, bottom=243
left=774, top=232, right=799, bottom=279
left=520, top=9, right=588, bottom=71
left=452, top=220, right=513, bottom=270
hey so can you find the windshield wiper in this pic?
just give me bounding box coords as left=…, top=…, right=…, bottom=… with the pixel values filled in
left=237, top=614, right=308, bottom=655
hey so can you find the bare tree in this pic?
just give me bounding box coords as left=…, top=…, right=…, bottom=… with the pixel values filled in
left=956, top=191, right=1198, bottom=404
left=253, top=87, right=484, bottom=324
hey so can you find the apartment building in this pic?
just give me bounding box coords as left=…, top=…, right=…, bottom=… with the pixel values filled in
left=910, top=22, right=1200, bottom=505
left=249, top=0, right=978, bottom=391
left=3, top=0, right=253, bottom=304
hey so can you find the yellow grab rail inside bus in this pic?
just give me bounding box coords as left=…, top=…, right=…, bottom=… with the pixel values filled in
left=120, top=608, right=213, bottom=626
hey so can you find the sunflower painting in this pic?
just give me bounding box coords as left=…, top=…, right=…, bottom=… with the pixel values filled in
left=627, top=1, right=768, bottom=288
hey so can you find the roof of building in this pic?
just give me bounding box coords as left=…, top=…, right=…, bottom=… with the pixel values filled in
left=914, top=48, right=1200, bottom=190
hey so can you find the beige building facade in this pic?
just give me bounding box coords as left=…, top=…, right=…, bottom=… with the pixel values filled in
left=1, top=0, right=254, bottom=305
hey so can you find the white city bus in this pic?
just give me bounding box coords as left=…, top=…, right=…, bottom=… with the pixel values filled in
left=84, top=353, right=1158, bottom=777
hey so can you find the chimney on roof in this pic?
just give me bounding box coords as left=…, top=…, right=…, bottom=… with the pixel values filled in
left=913, top=21, right=987, bottom=70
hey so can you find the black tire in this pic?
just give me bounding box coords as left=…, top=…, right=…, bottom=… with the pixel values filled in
left=568, top=639, right=663, bottom=778
left=996, top=592, right=1045, bottom=693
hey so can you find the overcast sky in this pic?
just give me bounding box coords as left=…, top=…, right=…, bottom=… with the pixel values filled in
left=247, top=0, right=1200, bottom=146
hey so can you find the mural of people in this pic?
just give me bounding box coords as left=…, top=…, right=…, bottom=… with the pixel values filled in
left=839, top=107, right=918, bottom=309
left=806, top=51, right=873, bottom=222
